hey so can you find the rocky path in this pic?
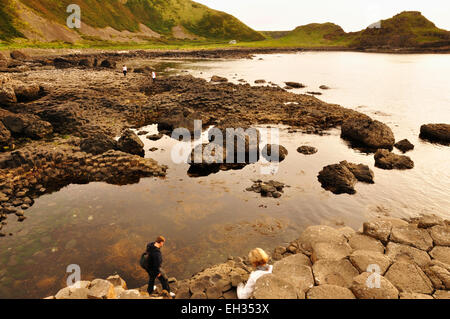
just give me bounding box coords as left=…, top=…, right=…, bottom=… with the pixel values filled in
left=47, top=214, right=450, bottom=299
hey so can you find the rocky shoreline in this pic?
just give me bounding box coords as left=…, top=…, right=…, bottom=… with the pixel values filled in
left=46, top=214, right=450, bottom=299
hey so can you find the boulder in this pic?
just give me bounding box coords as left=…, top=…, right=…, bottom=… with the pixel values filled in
left=147, top=133, right=163, bottom=141
left=117, top=129, right=144, bottom=156
left=0, top=75, right=17, bottom=103
left=319, top=85, right=330, bottom=90
left=210, top=75, right=228, bottom=83
left=65, top=287, right=89, bottom=299
left=350, top=272, right=399, bottom=299
left=317, top=163, right=357, bottom=194
left=253, top=274, right=298, bottom=299
left=106, top=275, right=127, bottom=289
left=297, top=145, right=318, bottom=155
left=272, top=255, right=314, bottom=292
left=13, top=83, right=41, bottom=102
left=419, top=124, right=450, bottom=145
left=0, top=52, right=8, bottom=68
left=80, top=134, right=118, bottom=155
left=341, top=116, right=395, bottom=149
left=118, top=289, right=143, bottom=299
left=10, top=50, right=29, bottom=61
left=429, top=225, right=450, bottom=246
left=312, top=259, right=359, bottom=288
left=347, top=233, right=385, bottom=253
left=284, top=82, right=306, bottom=89
left=363, top=217, right=408, bottom=243
left=100, top=59, right=116, bottom=68
left=2, top=114, right=53, bottom=139
left=340, top=161, right=375, bottom=184
left=423, top=262, right=450, bottom=290
left=296, top=225, right=347, bottom=255
left=261, top=144, right=288, bottom=162
left=399, top=292, right=433, bottom=299
left=394, top=139, right=414, bottom=153
left=254, top=79, right=266, bottom=84
left=384, top=262, right=433, bottom=294
left=390, top=225, right=433, bottom=251
left=374, top=149, right=414, bottom=170
left=429, top=246, right=450, bottom=265
left=87, top=279, right=116, bottom=299
left=349, top=250, right=392, bottom=275
left=306, top=284, right=355, bottom=299
left=311, top=241, right=353, bottom=262
left=385, top=242, right=431, bottom=268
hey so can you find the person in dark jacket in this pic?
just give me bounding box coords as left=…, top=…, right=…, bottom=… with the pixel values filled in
left=146, top=236, right=174, bottom=297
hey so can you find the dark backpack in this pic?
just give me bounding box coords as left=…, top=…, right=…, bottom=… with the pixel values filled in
left=140, top=252, right=150, bottom=271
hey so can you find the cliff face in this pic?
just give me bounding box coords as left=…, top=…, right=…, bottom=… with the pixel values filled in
left=0, top=0, right=264, bottom=43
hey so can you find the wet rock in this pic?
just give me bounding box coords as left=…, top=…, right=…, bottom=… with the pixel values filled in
left=273, top=255, right=314, bottom=292
left=394, top=139, right=414, bottom=153
left=350, top=272, right=399, bottom=299
left=146, top=134, right=163, bottom=141
left=137, top=130, right=149, bottom=136
left=87, top=279, right=116, bottom=299
left=385, top=242, right=431, bottom=268
left=341, top=116, right=395, bottom=150
left=10, top=50, right=29, bottom=61
left=284, top=82, right=306, bottom=89
left=296, top=225, right=347, bottom=255
left=319, top=85, right=330, bottom=90
left=306, top=284, right=355, bottom=299
left=419, top=124, right=450, bottom=145
left=253, top=274, right=299, bottom=299
left=390, top=225, right=433, bottom=251
left=0, top=75, right=17, bottom=103
left=297, top=146, right=318, bottom=155
left=429, top=246, right=450, bottom=265
left=385, top=262, right=433, bottom=294
left=117, top=129, right=144, bottom=156
left=347, top=233, right=384, bottom=253
left=254, top=79, right=266, bottom=84
left=149, top=147, right=158, bottom=152
left=210, top=75, right=228, bottom=83
left=340, top=161, right=374, bottom=184
left=307, top=91, right=322, bottom=95
left=349, top=250, right=392, bottom=275
left=374, top=149, right=414, bottom=170
left=317, top=163, right=357, bottom=195
left=246, top=180, right=287, bottom=198
left=80, top=134, right=118, bottom=155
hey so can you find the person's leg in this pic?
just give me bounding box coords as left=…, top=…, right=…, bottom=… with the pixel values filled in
left=158, top=271, right=170, bottom=293
left=147, top=272, right=157, bottom=294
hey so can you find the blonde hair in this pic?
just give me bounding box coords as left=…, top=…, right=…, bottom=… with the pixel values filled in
left=248, top=248, right=269, bottom=267
left=156, top=236, right=166, bottom=243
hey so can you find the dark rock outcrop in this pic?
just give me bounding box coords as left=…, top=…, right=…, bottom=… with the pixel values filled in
left=374, top=149, right=414, bottom=170
left=246, top=180, right=287, bottom=198
left=80, top=134, right=118, bottom=155
left=117, top=129, right=144, bottom=156
left=0, top=122, right=11, bottom=147
left=318, top=163, right=358, bottom=195
left=394, top=139, right=415, bottom=153
left=262, top=144, right=288, bottom=162
left=341, top=116, right=395, bottom=150
left=210, top=75, right=228, bottom=83
left=0, top=75, right=17, bottom=103
left=1, top=114, right=53, bottom=139
left=340, top=161, right=375, bottom=184
left=297, top=146, right=318, bottom=155
left=285, top=82, right=306, bottom=89
left=10, top=50, right=29, bottom=61
left=100, top=59, right=116, bottom=69
left=419, top=124, right=450, bottom=145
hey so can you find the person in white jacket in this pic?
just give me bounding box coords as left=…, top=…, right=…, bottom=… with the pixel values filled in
left=237, top=248, right=273, bottom=299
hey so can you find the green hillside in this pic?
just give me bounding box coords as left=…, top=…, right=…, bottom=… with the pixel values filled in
left=0, top=0, right=264, bottom=42
left=0, top=0, right=24, bottom=41
left=350, top=11, right=450, bottom=48
left=276, top=23, right=353, bottom=46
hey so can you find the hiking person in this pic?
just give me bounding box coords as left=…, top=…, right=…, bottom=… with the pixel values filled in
left=151, top=70, right=156, bottom=82
left=145, top=236, right=175, bottom=297
left=122, top=65, right=127, bottom=77
left=236, top=248, right=272, bottom=299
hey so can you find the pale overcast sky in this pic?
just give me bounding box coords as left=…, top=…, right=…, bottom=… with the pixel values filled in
left=194, top=0, right=450, bottom=32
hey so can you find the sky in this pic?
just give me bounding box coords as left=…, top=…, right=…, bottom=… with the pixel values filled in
left=194, top=0, right=450, bottom=32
